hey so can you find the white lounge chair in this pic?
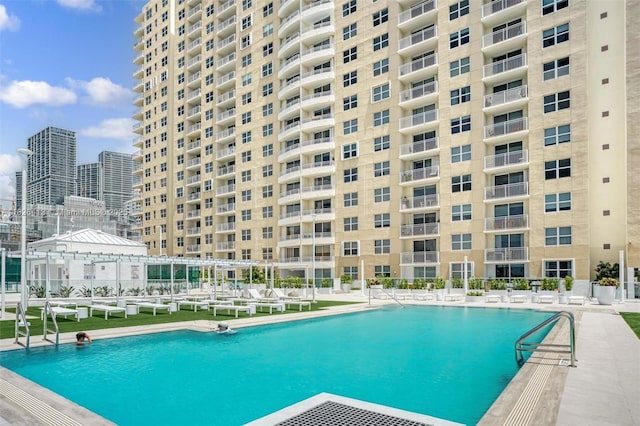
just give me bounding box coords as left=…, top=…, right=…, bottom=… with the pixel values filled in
left=177, top=300, right=210, bottom=312
left=284, top=300, right=312, bottom=311
left=41, top=306, right=79, bottom=322
left=212, top=304, right=256, bottom=318
left=485, top=294, right=502, bottom=303
left=413, top=292, right=435, bottom=301
left=444, top=293, right=464, bottom=302
left=271, top=288, right=302, bottom=301
left=89, top=305, right=128, bottom=320
left=568, top=295, right=586, bottom=305
left=538, top=295, right=556, bottom=304
left=248, top=288, right=280, bottom=303
left=253, top=301, right=285, bottom=314
left=394, top=292, right=413, bottom=300
left=136, top=302, right=171, bottom=316
left=510, top=295, right=528, bottom=303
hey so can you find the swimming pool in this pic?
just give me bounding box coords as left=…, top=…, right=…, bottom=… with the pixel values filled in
left=1, top=306, right=553, bottom=425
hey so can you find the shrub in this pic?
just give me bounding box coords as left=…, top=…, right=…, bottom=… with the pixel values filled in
left=490, top=278, right=508, bottom=290
left=599, top=277, right=619, bottom=287
left=469, top=277, right=484, bottom=290
left=563, top=276, right=574, bottom=291
left=467, top=291, right=484, bottom=297
left=512, top=278, right=530, bottom=290
left=413, top=278, right=426, bottom=289
left=451, top=277, right=463, bottom=288
left=58, top=284, right=75, bottom=298
left=433, top=277, right=446, bottom=289
left=541, top=277, right=559, bottom=291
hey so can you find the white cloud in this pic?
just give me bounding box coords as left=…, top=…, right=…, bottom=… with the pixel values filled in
left=0, top=154, right=20, bottom=210
left=80, top=118, right=135, bottom=141
left=0, top=5, right=20, bottom=32
left=57, top=0, right=102, bottom=12
left=66, top=77, right=132, bottom=107
left=0, top=80, right=77, bottom=108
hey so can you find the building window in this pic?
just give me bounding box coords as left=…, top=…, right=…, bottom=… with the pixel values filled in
left=262, top=226, right=273, bottom=239
left=241, top=112, right=252, bottom=124
left=450, top=28, right=470, bottom=48
left=241, top=150, right=252, bottom=163
left=450, top=86, right=471, bottom=105
left=373, top=8, right=388, bottom=26
left=343, top=143, right=358, bottom=159
left=262, top=23, right=273, bottom=37
left=241, top=209, right=252, bottom=221
left=374, top=213, right=390, bottom=228
left=263, top=144, right=273, bottom=156
left=374, top=266, right=391, bottom=277
left=344, top=168, right=358, bottom=182
left=343, top=71, right=357, bottom=87
left=372, top=83, right=390, bottom=102
left=374, top=187, right=390, bottom=202
left=242, top=131, right=252, bottom=143
left=545, top=226, right=572, bottom=246
left=542, top=0, right=569, bottom=15
left=449, top=0, right=469, bottom=20
left=262, top=123, right=273, bottom=136
left=451, top=115, right=471, bottom=134
left=241, top=73, right=252, bottom=86
left=545, top=159, right=571, bottom=179
left=545, top=192, right=571, bottom=212
left=344, top=217, right=358, bottom=231
left=373, top=110, right=390, bottom=126
left=342, top=0, right=356, bottom=17
left=343, top=266, right=358, bottom=280
left=544, top=260, right=572, bottom=278
left=263, top=42, right=273, bottom=56
left=543, top=57, right=570, bottom=80
left=343, top=241, right=359, bottom=256
left=262, top=206, right=273, bottom=218
left=343, top=23, right=357, bottom=40
left=452, top=204, right=472, bottom=221
left=343, top=47, right=357, bottom=63
left=262, top=164, right=273, bottom=177
left=451, top=144, right=471, bottom=163
left=241, top=15, right=252, bottom=30
left=373, top=58, right=389, bottom=76
left=263, top=2, right=273, bottom=16
left=262, top=62, right=273, bottom=76
left=344, top=192, right=358, bottom=207
left=262, top=185, right=273, bottom=198
left=343, top=119, right=358, bottom=134
left=241, top=189, right=252, bottom=202
left=374, top=135, right=390, bottom=151
left=544, top=91, right=570, bottom=113
left=262, top=103, right=273, bottom=116
left=262, top=83, right=273, bottom=96
left=375, top=239, right=390, bottom=254
left=373, top=33, right=389, bottom=51
left=544, top=124, right=571, bottom=146
left=343, top=94, right=358, bottom=110
left=452, top=174, right=471, bottom=192
left=543, top=23, right=569, bottom=48
left=241, top=34, right=252, bottom=48
left=374, top=161, right=390, bottom=177
left=241, top=229, right=251, bottom=241
left=452, top=234, right=472, bottom=250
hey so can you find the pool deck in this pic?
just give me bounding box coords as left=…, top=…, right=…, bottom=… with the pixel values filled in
left=0, top=293, right=638, bottom=425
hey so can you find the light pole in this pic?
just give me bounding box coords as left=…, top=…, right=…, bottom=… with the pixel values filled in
left=157, top=225, right=163, bottom=256
left=17, top=148, right=33, bottom=308
left=311, top=213, right=317, bottom=303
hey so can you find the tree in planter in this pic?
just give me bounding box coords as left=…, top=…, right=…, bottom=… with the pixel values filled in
left=79, top=285, right=92, bottom=298
left=469, top=277, right=484, bottom=290
left=398, top=278, right=409, bottom=289
left=242, top=267, right=266, bottom=284
left=380, top=275, right=394, bottom=289
left=413, top=278, right=426, bottom=289
left=29, top=284, right=46, bottom=299
left=512, top=278, right=530, bottom=290
left=340, top=274, right=353, bottom=285
left=433, top=277, right=446, bottom=289
left=540, top=277, right=559, bottom=291
left=563, top=276, right=574, bottom=292
left=594, top=261, right=619, bottom=281
left=451, top=277, right=463, bottom=288
left=366, top=277, right=381, bottom=287
left=489, top=278, right=508, bottom=290
left=58, top=284, right=75, bottom=298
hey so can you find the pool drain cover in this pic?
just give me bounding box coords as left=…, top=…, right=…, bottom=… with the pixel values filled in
left=274, top=401, right=433, bottom=426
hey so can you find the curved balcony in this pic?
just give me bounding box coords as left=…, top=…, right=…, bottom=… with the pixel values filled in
left=398, top=110, right=438, bottom=134
left=186, top=123, right=201, bottom=139
left=484, top=247, right=529, bottom=263
left=300, top=91, right=334, bottom=111
left=278, top=187, right=302, bottom=204
left=278, top=53, right=301, bottom=80
left=186, top=192, right=201, bottom=204
left=186, top=174, right=201, bottom=187
left=133, top=163, right=143, bottom=176
left=188, top=37, right=202, bottom=54
left=134, top=53, right=144, bottom=65
left=133, top=137, right=143, bottom=148
left=215, top=241, right=235, bottom=252
left=400, top=194, right=439, bottom=212
left=278, top=9, right=300, bottom=37
left=187, top=155, right=202, bottom=170
left=217, top=70, right=236, bottom=89
left=398, top=137, right=439, bottom=159
left=484, top=214, right=528, bottom=233
left=188, top=21, right=202, bottom=38
left=398, top=25, right=437, bottom=56
left=186, top=227, right=201, bottom=236
left=300, top=114, right=334, bottom=133
left=278, top=121, right=301, bottom=142
left=301, top=183, right=334, bottom=200
left=132, top=149, right=142, bottom=160
left=217, top=108, right=236, bottom=125
left=278, top=98, right=301, bottom=121
left=133, top=108, right=143, bottom=120
left=481, top=0, right=527, bottom=26
left=133, top=123, right=143, bottom=135
left=300, top=67, right=334, bottom=89
left=278, top=164, right=301, bottom=183
left=301, top=0, right=333, bottom=24
left=187, top=4, right=202, bottom=22
left=186, top=140, right=201, bottom=153
left=399, top=165, right=439, bottom=185
left=133, top=67, right=144, bottom=80
left=399, top=80, right=438, bottom=108
left=278, top=75, right=301, bottom=100
left=400, top=222, right=439, bottom=238
left=482, top=53, right=527, bottom=84
left=217, top=34, right=236, bottom=55
left=133, top=95, right=143, bottom=107
left=398, top=0, right=437, bottom=31
left=278, top=32, right=301, bottom=59
left=482, top=22, right=527, bottom=56
left=398, top=53, right=438, bottom=82
left=483, top=85, right=528, bottom=115
left=216, top=222, right=236, bottom=233
left=300, top=21, right=334, bottom=47
left=484, top=182, right=529, bottom=202
left=278, top=0, right=299, bottom=18
left=300, top=160, right=335, bottom=179
left=187, top=89, right=201, bottom=105
left=133, top=81, right=143, bottom=93
left=484, top=117, right=528, bottom=141
left=187, top=54, right=202, bottom=71
left=300, top=136, right=334, bottom=156
left=187, top=71, right=202, bottom=88
left=216, top=202, right=236, bottom=215
left=187, top=105, right=201, bottom=120
left=300, top=43, right=334, bottom=67
left=400, top=251, right=439, bottom=265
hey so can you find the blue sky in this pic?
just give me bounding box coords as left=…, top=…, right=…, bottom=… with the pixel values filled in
left=0, top=0, right=146, bottom=209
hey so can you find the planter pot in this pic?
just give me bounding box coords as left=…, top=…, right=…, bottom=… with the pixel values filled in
left=465, top=295, right=484, bottom=303
left=487, top=290, right=508, bottom=302
left=597, top=286, right=616, bottom=305
left=434, top=289, right=445, bottom=301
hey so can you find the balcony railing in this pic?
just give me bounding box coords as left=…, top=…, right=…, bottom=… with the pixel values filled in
left=400, top=251, right=439, bottom=264
left=482, top=22, right=526, bottom=48
left=217, top=71, right=236, bottom=86
left=484, top=85, right=527, bottom=108
left=485, top=247, right=529, bottom=262
left=216, top=222, right=236, bottom=232
left=484, top=117, right=528, bottom=138
left=216, top=165, right=235, bottom=177
left=485, top=214, right=528, bottom=231
left=482, top=0, right=525, bottom=18
left=216, top=242, right=235, bottom=251
left=484, top=182, right=528, bottom=200
left=398, top=25, right=437, bottom=50
left=484, top=149, right=528, bottom=169
left=399, top=137, right=438, bottom=156
left=216, top=203, right=235, bottom=214
left=217, top=127, right=236, bottom=140
left=399, top=81, right=438, bottom=103
left=399, top=110, right=438, bottom=130
left=400, top=222, right=439, bottom=237
left=400, top=194, right=439, bottom=210
left=216, top=184, right=235, bottom=195
left=401, top=166, right=439, bottom=182
left=483, top=53, right=527, bottom=78
left=216, top=146, right=235, bottom=159
left=398, top=0, right=436, bottom=25
left=217, top=89, right=235, bottom=104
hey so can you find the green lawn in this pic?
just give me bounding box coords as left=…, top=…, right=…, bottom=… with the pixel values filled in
left=1, top=300, right=360, bottom=340
left=620, top=312, right=640, bottom=339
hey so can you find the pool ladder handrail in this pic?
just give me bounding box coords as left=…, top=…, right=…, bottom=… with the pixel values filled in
left=368, top=287, right=405, bottom=307
left=515, top=311, right=576, bottom=367
left=14, top=302, right=30, bottom=349
left=43, top=301, right=60, bottom=346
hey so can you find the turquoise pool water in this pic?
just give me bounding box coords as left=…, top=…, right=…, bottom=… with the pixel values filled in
left=1, top=306, right=553, bottom=425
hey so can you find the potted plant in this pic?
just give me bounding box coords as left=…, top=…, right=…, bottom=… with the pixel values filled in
left=511, top=278, right=531, bottom=302
left=340, top=274, right=352, bottom=293
left=466, top=290, right=485, bottom=303
left=597, top=277, right=618, bottom=305
left=433, top=277, right=446, bottom=300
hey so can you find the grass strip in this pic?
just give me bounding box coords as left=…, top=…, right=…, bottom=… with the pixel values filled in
left=620, top=312, right=640, bottom=339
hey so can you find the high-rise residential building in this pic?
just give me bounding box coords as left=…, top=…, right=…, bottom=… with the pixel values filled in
left=132, top=0, right=639, bottom=283
left=26, top=126, right=77, bottom=205
left=77, top=151, right=134, bottom=211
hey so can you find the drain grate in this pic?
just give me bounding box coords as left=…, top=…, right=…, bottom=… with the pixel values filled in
left=274, top=401, right=434, bottom=426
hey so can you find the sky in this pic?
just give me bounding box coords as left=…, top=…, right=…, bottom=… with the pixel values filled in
left=0, top=0, right=146, bottom=209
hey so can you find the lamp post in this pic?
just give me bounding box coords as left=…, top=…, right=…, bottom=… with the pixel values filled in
left=157, top=225, right=163, bottom=256
left=17, top=148, right=33, bottom=308
left=311, top=213, right=317, bottom=303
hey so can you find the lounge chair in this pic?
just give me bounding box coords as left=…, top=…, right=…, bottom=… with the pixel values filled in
left=444, top=293, right=464, bottom=302
left=510, top=295, right=528, bottom=303
left=284, top=300, right=311, bottom=311
left=177, top=300, right=210, bottom=312
left=271, top=288, right=302, bottom=301
left=136, top=302, right=171, bottom=316
left=394, top=292, right=413, bottom=300
left=413, top=292, right=435, bottom=301
left=252, top=301, right=286, bottom=314
left=248, top=288, right=280, bottom=303
left=41, top=306, right=79, bottom=322
left=538, top=295, right=556, bottom=304
left=568, top=295, right=586, bottom=305
left=212, top=303, right=256, bottom=318
left=485, top=294, right=502, bottom=303
left=89, top=305, right=128, bottom=320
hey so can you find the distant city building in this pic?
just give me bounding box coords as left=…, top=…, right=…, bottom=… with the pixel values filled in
left=77, top=151, right=134, bottom=212
left=26, top=126, right=77, bottom=205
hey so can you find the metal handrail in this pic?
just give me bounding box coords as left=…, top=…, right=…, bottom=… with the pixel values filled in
left=14, top=302, right=30, bottom=348
left=515, top=311, right=576, bottom=367
left=368, top=287, right=404, bottom=307
left=43, top=301, right=60, bottom=346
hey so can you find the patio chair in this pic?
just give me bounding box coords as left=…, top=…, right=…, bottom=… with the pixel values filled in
left=271, top=288, right=302, bottom=301
left=89, top=304, right=128, bottom=320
